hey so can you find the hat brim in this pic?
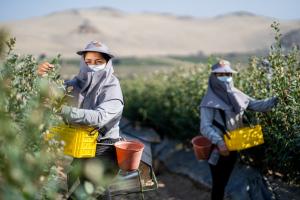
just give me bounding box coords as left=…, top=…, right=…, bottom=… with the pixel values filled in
left=76, top=49, right=114, bottom=58
left=212, top=67, right=237, bottom=73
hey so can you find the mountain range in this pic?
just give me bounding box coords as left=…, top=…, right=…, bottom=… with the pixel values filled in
left=1, top=8, right=300, bottom=58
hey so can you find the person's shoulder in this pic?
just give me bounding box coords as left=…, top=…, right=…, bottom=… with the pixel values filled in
left=104, top=75, right=122, bottom=91
left=111, top=74, right=120, bottom=83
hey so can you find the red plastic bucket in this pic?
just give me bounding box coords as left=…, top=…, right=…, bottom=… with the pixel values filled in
left=191, top=136, right=212, bottom=160
left=114, top=140, right=144, bottom=171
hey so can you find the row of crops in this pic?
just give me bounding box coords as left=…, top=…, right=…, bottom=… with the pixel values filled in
left=122, top=22, right=300, bottom=184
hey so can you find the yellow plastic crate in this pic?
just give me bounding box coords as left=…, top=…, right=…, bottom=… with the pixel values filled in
left=224, top=125, right=264, bottom=151
left=47, top=125, right=99, bottom=158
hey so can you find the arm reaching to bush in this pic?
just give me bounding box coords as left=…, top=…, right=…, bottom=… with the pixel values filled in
left=247, top=96, right=278, bottom=112
left=37, top=62, right=54, bottom=76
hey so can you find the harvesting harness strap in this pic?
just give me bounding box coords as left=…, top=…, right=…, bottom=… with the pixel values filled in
left=98, top=126, right=107, bottom=136
left=212, top=109, right=231, bottom=139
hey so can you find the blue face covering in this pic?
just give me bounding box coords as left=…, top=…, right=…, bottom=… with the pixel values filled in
left=217, top=76, right=233, bottom=83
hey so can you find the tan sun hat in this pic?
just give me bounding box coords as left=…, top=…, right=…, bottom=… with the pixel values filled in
left=77, top=41, right=114, bottom=58
left=211, top=60, right=237, bottom=73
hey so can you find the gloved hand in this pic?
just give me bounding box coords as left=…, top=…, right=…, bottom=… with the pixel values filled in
left=59, top=105, right=71, bottom=125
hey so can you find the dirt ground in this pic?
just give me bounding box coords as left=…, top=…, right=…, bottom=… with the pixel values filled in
left=111, top=164, right=211, bottom=200
left=58, top=162, right=211, bottom=200
left=57, top=158, right=299, bottom=200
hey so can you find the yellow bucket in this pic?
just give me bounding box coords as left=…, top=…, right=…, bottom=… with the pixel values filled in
left=46, top=125, right=99, bottom=158
left=224, top=125, right=264, bottom=151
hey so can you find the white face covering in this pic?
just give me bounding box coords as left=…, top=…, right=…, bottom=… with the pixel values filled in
left=88, top=64, right=106, bottom=72
left=217, top=76, right=233, bottom=83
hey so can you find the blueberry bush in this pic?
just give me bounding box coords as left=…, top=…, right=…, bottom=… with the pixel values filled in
left=0, top=38, right=67, bottom=199
left=236, top=22, right=300, bottom=183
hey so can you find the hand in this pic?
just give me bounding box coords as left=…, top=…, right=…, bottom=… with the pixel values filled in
left=217, top=143, right=230, bottom=156
left=55, top=166, right=67, bottom=180
left=37, top=62, right=54, bottom=76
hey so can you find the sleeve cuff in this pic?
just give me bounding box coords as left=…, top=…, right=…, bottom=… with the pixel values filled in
left=216, top=139, right=226, bottom=147
left=61, top=105, right=72, bottom=116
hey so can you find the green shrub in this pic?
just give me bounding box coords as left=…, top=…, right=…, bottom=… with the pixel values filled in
left=236, top=22, right=300, bottom=183
left=0, top=28, right=9, bottom=58
left=122, top=63, right=211, bottom=140
left=0, top=39, right=66, bottom=199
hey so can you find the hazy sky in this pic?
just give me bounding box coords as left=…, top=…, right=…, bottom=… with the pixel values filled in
left=0, top=0, right=299, bottom=22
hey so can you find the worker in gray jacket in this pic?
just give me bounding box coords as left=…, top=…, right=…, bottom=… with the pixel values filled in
left=38, top=41, right=124, bottom=199
left=200, top=60, right=277, bottom=200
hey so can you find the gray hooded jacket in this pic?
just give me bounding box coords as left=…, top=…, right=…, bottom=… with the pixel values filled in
left=61, top=57, right=124, bottom=140
left=200, top=71, right=276, bottom=163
